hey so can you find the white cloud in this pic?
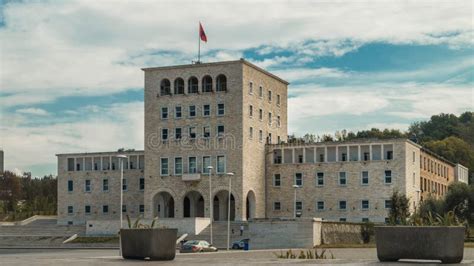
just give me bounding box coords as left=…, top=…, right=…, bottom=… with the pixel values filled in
left=0, top=101, right=144, bottom=176
left=16, top=108, right=49, bottom=116
left=1, top=0, right=472, bottom=106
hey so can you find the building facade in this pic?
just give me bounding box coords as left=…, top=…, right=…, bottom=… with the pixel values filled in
left=56, top=59, right=467, bottom=225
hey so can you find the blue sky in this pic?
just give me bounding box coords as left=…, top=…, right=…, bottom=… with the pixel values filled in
left=1, top=0, right=473, bottom=177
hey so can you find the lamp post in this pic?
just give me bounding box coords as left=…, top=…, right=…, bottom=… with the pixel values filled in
left=226, top=172, right=234, bottom=251
left=292, top=184, right=300, bottom=219
left=116, top=154, right=127, bottom=256
left=207, top=165, right=213, bottom=245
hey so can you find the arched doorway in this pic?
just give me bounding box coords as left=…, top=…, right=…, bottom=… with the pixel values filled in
left=213, top=190, right=235, bottom=221
left=153, top=191, right=175, bottom=218
left=246, top=190, right=256, bottom=220
left=183, top=191, right=205, bottom=217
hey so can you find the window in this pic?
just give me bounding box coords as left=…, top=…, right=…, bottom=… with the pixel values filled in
left=412, top=173, right=416, bottom=187
left=188, top=76, right=198, bottom=93
left=203, top=126, right=210, bottom=138
left=361, top=200, right=369, bottom=210
left=122, top=179, right=127, bottom=191
left=386, top=151, right=393, bottom=160
left=277, top=94, right=281, bottom=105
left=67, top=206, right=74, bottom=214
left=161, top=158, right=169, bottom=176
left=268, top=133, right=272, bottom=144
left=259, top=86, right=263, bottom=97
left=203, top=104, right=211, bottom=116
left=413, top=151, right=416, bottom=163
left=189, top=157, right=197, bottom=173
left=216, top=74, right=227, bottom=91
left=362, top=218, right=369, bottom=222
left=316, top=172, right=324, bottom=186
left=295, top=173, right=303, bottom=186
left=249, top=82, right=253, bottom=94
left=249, top=105, right=253, bottom=117
left=320, top=154, right=325, bottom=162
left=202, top=75, right=213, bottom=92
left=249, top=127, right=253, bottom=139
left=217, top=103, right=225, bottom=115
left=341, top=153, right=347, bottom=161
left=384, top=170, right=392, bottom=184
left=161, top=107, right=168, bottom=119
left=139, top=205, right=145, bottom=213
left=122, top=205, right=127, bottom=213
left=67, top=158, right=74, bottom=171
left=103, top=205, right=109, bottom=214
left=259, top=109, right=263, bottom=120
left=202, top=156, right=211, bottom=173
left=175, top=106, right=182, bottom=118
left=268, top=90, right=272, bottom=102
left=295, top=201, right=303, bottom=211
left=339, top=218, right=347, bottom=222
left=317, top=201, right=325, bottom=211
left=385, top=200, right=392, bottom=209
left=217, top=156, right=226, bottom=173
left=68, top=180, right=73, bottom=192
left=364, top=152, right=370, bottom=161
left=268, top=112, right=272, bottom=126
left=85, top=205, right=91, bottom=215
left=161, top=128, right=168, bottom=140
left=273, top=202, right=281, bottom=211
left=139, top=178, right=145, bottom=191
left=102, top=179, right=109, bottom=192
left=259, top=130, right=263, bottom=142
left=217, top=125, right=225, bottom=137
left=175, top=128, right=182, bottom=140
left=174, top=78, right=184, bottom=94
left=189, top=127, right=196, bottom=139
left=361, top=171, right=369, bottom=185
left=160, top=79, right=171, bottom=95
left=277, top=116, right=281, bottom=127
left=339, top=200, right=347, bottom=210
left=85, top=180, right=91, bottom=192
left=174, top=157, right=183, bottom=175
left=189, top=105, right=196, bottom=117
left=273, top=174, right=281, bottom=187
left=339, top=172, right=347, bottom=186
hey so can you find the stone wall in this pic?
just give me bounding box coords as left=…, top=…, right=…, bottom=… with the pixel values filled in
left=320, top=221, right=366, bottom=245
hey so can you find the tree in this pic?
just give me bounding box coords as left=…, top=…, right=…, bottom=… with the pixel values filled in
left=445, top=182, right=474, bottom=222
left=388, top=191, right=410, bottom=224
left=0, top=171, right=22, bottom=213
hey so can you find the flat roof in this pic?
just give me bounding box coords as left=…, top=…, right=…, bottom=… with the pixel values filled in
left=141, top=58, right=289, bottom=85
left=56, top=150, right=144, bottom=157
left=267, top=138, right=418, bottom=148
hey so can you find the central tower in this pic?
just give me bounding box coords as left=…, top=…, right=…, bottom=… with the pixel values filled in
left=143, top=59, right=288, bottom=221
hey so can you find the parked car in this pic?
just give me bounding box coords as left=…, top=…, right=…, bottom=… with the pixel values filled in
left=231, top=238, right=249, bottom=249
left=180, top=240, right=218, bottom=253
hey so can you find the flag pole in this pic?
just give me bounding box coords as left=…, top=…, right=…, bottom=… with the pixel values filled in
left=198, top=23, right=201, bottom=63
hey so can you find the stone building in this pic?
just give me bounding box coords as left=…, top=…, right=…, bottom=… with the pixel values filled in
left=56, top=150, right=145, bottom=225
left=419, top=149, right=456, bottom=200
left=56, top=59, right=467, bottom=226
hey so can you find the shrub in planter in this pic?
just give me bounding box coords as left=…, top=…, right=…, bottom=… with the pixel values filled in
left=120, top=216, right=178, bottom=261
left=375, top=211, right=465, bottom=264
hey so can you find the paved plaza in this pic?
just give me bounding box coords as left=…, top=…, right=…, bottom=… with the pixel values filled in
left=0, top=248, right=473, bottom=265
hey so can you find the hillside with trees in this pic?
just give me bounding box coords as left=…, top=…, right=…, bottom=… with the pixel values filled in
left=288, top=111, right=473, bottom=184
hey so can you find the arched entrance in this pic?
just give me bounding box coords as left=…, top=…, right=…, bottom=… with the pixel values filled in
left=213, top=190, right=235, bottom=221
left=246, top=190, right=256, bottom=220
left=183, top=191, right=205, bottom=217
left=153, top=191, right=175, bottom=218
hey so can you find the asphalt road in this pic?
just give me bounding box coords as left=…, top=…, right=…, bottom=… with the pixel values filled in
left=0, top=248, right=473, bottom=265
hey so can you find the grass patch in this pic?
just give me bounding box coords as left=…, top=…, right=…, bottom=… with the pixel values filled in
left=70, top=236, right=119, bottom=244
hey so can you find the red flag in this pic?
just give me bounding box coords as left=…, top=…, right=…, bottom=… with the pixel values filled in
left=199, top=22, right=207, bottom=42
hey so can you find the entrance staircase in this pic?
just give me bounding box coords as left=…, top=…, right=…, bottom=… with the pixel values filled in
left=0, top=217, right=85, bottom=247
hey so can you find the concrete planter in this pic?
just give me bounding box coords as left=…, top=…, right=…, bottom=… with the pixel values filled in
left=375, top=226, right=464, bottom=263
left=120, top=228, right=177, bottom=261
